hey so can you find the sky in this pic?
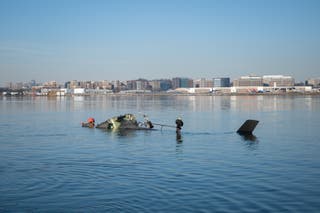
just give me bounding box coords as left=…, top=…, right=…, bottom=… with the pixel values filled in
left=0, top=0, right=319, bottom=85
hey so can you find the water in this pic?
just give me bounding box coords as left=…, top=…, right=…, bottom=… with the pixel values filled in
left=1, top=95, right=320, bottom=212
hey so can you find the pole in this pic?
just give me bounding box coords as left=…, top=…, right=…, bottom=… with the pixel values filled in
left=152, top=123, right=176, bottom=129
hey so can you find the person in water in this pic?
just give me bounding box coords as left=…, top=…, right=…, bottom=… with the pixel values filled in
left=82, top=117, right=95, bottom=128
left=143, top=114, right=154, bottom=129
left=175, top=117, right=183, bottom=132
left=175, top=117, right=183, bottom=142
left=146, top=120, right=154, bottom=129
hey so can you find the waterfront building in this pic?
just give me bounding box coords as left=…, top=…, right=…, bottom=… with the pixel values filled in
left=96, top=80, right=113, bottom=90
left=172, top=78, right=180, bottom=89
left=194, top=78, right=213, bottom=88
left=6, top=82, right=24, bottom=90
left=182, top=78, right=193, bottom=88
left=148, top=79, right=172, bottom=91
left=136, top=79, right=149, bottom=90
left=78, top=81, right=89, bottom=89
left=149, top=80, right=161, bottom=91
left=16, top=82, right=24, bottom=89
left=213, top=77, right=230, bottom=87
left=136, top=80, right=143, bottom=90
left=193, top=79, right=200, bottom=88
left=126, top=80, right=136, bottom=90
left=113, top=80, right=121, bottom=89
left=5, top=82, right=12, bottom=89
left=233, top=75, right=263, bottom=87
left=172, top=77, right=193, bottom=89
left=159, top=79, right=172, bottom=91
left=262, top=75, right=294, bottom=87
left=124, top=79, right=149, bottom=91
left=69, top=80, right=79, bottom=89
left=43, top=81, right=58, bottom=88
left=65, top=81, right=70, bottom=89
left=306, top=78, right=320, bottom=88
left=78, top=81, right=85, bottom=88
left=73, top=88, right=85, bottom=95
left=30, top=80, right=36, bottom=87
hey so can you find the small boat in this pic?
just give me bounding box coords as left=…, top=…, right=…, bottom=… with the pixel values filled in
left=95, top=114, right=154, bottom=130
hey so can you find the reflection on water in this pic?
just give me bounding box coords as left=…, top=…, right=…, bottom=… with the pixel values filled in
left=242, top=139, right=259, bottom=152
left=2, top=94, right=317, bottom=114
left=175, top=142, right=184, bottom=158
left=115, top=129, right=139, bottom=138
left=240, top=134, right=258, bottom=142
left=176, top=131, right=183, bottom=143
left=169, top=95, right=320, bottom=113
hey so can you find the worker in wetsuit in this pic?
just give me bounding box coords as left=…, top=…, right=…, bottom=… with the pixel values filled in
left=175, top=117, right=183, bottom=142
left=142, top=114, right=154, bottom=129
left=145, top=120, right=153, bottom=128
left=175, top=118, right=183, bottom=133
left=82, top=117, right=95, bottom=128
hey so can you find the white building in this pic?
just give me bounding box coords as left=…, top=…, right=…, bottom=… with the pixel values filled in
left=306, top=78, right=320, bottom=87
left=262, top=75, right=294, bottom=87
left=233, top=76, right=263, bottom=87
left=73, top=88, right=85, bottom=95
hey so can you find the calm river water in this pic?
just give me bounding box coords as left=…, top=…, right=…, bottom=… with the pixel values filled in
left=1, top=95, right=320, bottom=212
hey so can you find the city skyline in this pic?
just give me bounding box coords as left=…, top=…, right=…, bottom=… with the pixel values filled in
left=1, top=0, right=320, bottom=86
left=3, top=75, right=317, bottom=97
left=6, top=74, right=320, bottom=90
left=3, top=73, right=318, bottom=86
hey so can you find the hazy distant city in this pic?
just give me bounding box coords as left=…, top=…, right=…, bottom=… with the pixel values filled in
left=1, top=74, right=320, bottom=96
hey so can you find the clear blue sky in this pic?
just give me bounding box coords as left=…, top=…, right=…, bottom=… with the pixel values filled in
left=0, top=0, right=319, bottom=85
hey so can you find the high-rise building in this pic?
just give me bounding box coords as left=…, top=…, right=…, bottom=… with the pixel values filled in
left=160, top=79, right=172, bottom=91
left=262, top=75, right=294, bottom=87
left=306, top=78, right=320, bottom=88
left=233, top=76, right=263, bottom=87
left=149, top=80, right=161, bottom=91
left=193, top=78, right=213, bottom=88
left=136, top=80, right=143, bottom=90
left=43, top=81, right=58, bottom=88
left=126, top=80, right=136, bottom=90
left=136, top=79, right=149, bottom=90
left=70, top=80, right=79, bottom=89
left=149, top=79, right=172, bottom=91
left=172, top=78, right=180, bottom=89
left=99, top=80, right=113, bottom=90
left=172, top=77, right=193, bottom=88
left=213, top=78, right=230, bottom=87
left=30, top=80, right=36, bottom=87
left=199, top=78, right=207, bottom=87
left=6, top=82, right=24, bottom=89
left=113, top=80, right=121, bottom=89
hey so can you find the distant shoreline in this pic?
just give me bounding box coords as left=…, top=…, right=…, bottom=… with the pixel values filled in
left=1, top=91, right=320, bottom=98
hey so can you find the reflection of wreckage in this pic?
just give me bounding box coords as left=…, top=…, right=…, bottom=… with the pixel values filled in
left=95, top=114, right=154, bottom=130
